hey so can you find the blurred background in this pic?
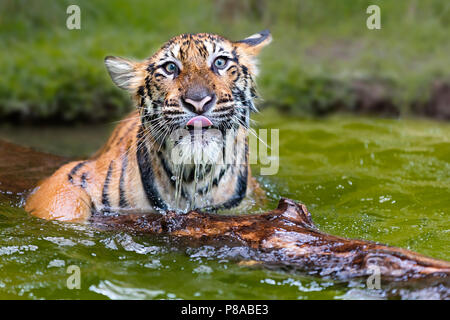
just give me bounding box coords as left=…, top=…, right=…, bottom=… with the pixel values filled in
left=1, top=0, right=449, bottom=124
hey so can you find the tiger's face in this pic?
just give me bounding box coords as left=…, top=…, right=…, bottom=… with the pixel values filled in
left=105, top=31, right=271, bottom=162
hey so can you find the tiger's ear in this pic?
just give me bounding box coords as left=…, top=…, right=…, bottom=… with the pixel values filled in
left=234, top=30, right=272, bottom=56
left=104, top=56, right=138, bottom=91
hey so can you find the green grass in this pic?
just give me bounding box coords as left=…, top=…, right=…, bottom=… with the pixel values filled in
left=0, top=0, right=449, bottom=121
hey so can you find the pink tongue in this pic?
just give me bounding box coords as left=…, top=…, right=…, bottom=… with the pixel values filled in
left=186, top=115, right=213, bottom=127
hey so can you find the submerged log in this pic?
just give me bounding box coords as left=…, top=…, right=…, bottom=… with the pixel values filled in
left=0, top=140, right=68, bottom=194
left=90, top=198, right=450, bottom=282
left=0, top=139, right=449, bottom=283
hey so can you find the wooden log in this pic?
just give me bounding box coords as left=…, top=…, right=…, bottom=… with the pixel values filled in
left=90, top=198, right=450, bottom=282
left=0, top=140, right=68, bottom=194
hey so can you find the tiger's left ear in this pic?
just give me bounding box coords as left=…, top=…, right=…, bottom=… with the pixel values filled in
left=234, top=30, right=272, bottom=55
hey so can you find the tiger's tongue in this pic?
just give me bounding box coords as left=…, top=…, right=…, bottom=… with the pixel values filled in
left=186, top=115, right=213, bottom=128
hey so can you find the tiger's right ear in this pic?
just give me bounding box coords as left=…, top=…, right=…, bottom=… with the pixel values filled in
left=104, top=56, right=138, bottom=91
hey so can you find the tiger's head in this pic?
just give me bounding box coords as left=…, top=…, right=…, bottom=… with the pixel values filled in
left=105, top=31, right=271, bottom=162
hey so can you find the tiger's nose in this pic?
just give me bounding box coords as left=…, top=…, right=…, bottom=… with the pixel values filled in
left=181, top=89, right=215, bottom=115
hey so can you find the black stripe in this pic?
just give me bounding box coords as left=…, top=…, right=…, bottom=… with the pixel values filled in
left=142, top=108, right=156, bottom=126
left=219, top=166, right=248, bottom=209
left=119, top=155, right=129, bottom=208
left=146, top=63, right=155, bottom=73
left=89, top=202, right=97, bottom=217
left=213, top=166, right=228, bottom=187
left=158, top=152, right=189, bottom=199
left=216, top=142, right=249, bottom=210
left=80, top=172, right=87, bottom=189
left=102, top=161, right=114, bottom=209
left=136, top=126, right=168, bottom=211
left=145, top=76, right=152, bottom=99
left=241, top=65, right=249, bottom=76
left=137, top=85, right=145, bottom=97
left=157, top=152, right=175, bottom=187
left=68, top=161, right=87, bottom=184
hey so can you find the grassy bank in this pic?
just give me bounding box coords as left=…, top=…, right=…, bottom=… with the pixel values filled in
left=0, top=0, right=449, bottom=122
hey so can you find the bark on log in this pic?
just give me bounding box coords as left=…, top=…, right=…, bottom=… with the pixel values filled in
left=90, top=198, right=450, bottom=283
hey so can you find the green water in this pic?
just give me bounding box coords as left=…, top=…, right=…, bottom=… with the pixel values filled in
left=0, top=111, right=449, bottom=299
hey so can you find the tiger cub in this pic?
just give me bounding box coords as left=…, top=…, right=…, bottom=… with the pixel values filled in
left=25, top=31, right=271, bottom=222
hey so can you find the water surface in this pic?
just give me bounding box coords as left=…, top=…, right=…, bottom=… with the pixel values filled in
left=0, top=111, right=449, bottom=299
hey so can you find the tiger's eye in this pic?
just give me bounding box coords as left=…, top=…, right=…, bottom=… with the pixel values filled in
left=214, top=57, right=227, bottom=69
left=164, top=62, right=177, bottom=74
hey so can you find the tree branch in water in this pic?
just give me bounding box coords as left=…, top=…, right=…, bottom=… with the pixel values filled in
left=90, top=198, right=450, bottom=282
